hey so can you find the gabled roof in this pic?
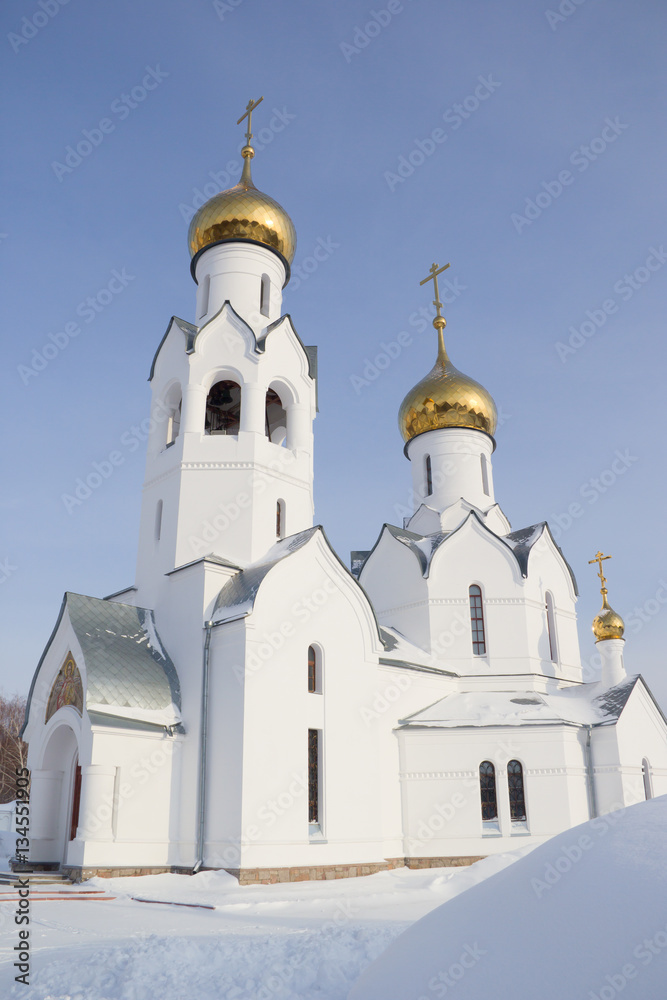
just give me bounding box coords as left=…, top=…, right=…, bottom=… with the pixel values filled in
left=148, top=316, right=198, bottom=381
left=22, top=593, right=181, bottom=735
left=361, top=515, right=578, bottom=592
left=400, top=675, right=640, bottom=730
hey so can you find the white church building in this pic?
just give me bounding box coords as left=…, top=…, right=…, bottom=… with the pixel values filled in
left=21, top=103, right=667, bottom=883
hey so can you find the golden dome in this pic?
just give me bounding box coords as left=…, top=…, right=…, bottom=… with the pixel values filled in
left=187, top=148, right=296, bottom=275
left=592, top=594, right=625, bottom=641
left=399, top=330, right=497, bottom=443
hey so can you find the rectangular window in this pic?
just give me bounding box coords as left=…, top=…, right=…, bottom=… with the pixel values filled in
left=308, top=729, right=320, bottom=825
left=469, top=585, right=487, bottom=656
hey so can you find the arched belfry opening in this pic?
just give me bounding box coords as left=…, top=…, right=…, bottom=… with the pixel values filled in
left=265, top=387, right=287, bottom=445
left=205, top=379, right=241, bottom=435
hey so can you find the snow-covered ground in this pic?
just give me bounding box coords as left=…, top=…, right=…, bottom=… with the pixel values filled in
left=1, top=798, right=665, bottom=1000
left=0, top=850, right=525, bottom=1000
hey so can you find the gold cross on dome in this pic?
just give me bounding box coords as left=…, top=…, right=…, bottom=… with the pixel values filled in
left=237, top=96, right=264, bottom=146
left=588, top=550, right=612, bottom=592
left=420, top=262, right=450, bottom=322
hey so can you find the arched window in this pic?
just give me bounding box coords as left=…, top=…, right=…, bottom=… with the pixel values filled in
left=507, top=760, right=526, bottom=821
left=545, top=592, right=558, bottom=663
left=198, top=273, right=211, bottom=320
left=425, top=454, right=433, bottom=496
left=155, top=500, right=163, bottom=542
left=276, top=499, right=285, bottom=539
left=260, top=273, right=270, bottom=317
left=642, top=758, right=653, bottom=800
left=205, top=379, right=241, bottom=435
left=469, top=585, right=486, bottom=656
left=308, top=645, right=322, bottom=693
left=265, top=388, right=287, bottom=445
left=481, top=453, right=490, bottom=496
left=479, top=761, right=497, bottom=822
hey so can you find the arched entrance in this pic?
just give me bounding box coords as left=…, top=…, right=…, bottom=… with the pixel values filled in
left=32, top=724, right=80, bottom=865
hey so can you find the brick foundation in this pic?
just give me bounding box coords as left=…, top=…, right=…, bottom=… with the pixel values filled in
left=54, top=856, right=485, bottom=884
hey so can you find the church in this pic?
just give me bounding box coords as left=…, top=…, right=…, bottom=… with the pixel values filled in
left=20, top=99, right=667, bottom=883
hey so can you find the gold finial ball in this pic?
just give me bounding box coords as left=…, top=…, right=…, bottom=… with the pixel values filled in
left=592, top=606, right=625, bottom=641
left=433, top=316, right=447, bottom=331
left=187, top=163, right=296, bottom=268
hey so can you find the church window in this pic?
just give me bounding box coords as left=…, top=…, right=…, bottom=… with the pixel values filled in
left=260, top=273, right=270, bottom=317
left=507, top=760, right=527, bottom=821
left=308, top=645, right=322, bottom=693
left=205, top=379, right=241, bottom=435
left=308, top=729, right=320, bottom=825
left=545, top=592, right=558, bottom=663
left=425, top=455, right=433, bottom=496
left=479, top=761, right=497, bottom=821
left=642, top=758, right=653, bottom=800
left=265, top=388, right=287, bottom=445
left=469, top=585, right=486, bottom=655
left=276, top=499, right=285, bottom=539
left=155, top=500, right=163, bottom=542
left=481, top=454, right=490, bottom=496
left=198, top=274, right=210, bottom=320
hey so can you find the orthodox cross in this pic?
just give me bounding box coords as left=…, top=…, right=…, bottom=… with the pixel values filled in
left=420, top=262, right=450, bottom=324
left=589, top=550, right=612, bottom=592
left=237, top=96, right=264, bottom=146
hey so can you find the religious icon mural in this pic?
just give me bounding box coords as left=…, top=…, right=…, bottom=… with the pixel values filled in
left=45, top=654, right=84, bottom=722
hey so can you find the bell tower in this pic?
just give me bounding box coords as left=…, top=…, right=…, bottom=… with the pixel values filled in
left=133, top=99, right=317, bottom=608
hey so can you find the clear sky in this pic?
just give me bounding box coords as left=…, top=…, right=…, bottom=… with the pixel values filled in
left=1, top=0, right=666, bottom=707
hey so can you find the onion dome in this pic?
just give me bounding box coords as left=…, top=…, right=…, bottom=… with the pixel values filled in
left=399, top=326, right=497, bottom=443
left=187, top=145, right=296, bottom=278
left=592, top=592, right=625, bottom=641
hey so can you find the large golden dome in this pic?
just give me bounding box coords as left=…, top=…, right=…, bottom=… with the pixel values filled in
left=592, top=595, right=625, bottom=641
left=399, top=331, right=497, bottom=443
left=187, top=149, right=296, bottom=276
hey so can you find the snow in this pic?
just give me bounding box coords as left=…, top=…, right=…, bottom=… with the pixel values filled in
left=140, top=611, right=168, bottom=662
left=0, top=852, right=522, bottom=999
left=2, top=797, right=665, bottom=998
left=350, top=795, right=667, bottom=1000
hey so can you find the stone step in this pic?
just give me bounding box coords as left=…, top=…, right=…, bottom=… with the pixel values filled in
left=0, top=871, right=72, bottom=886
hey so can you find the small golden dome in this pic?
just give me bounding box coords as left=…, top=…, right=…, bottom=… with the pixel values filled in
left=593, top=594, right=625, bottom=641
left=399, top=332, right=497, bottom=443
left=187, top=150, right=296, bottom=275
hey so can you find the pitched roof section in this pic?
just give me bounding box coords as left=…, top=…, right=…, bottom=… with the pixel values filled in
left=401, top=676, right=640, bottom=730
left=213, top=527, right=320, bottom=623
left=148, top=316, right=198, bottom=381
left=22, top=593, right=181, bottom=734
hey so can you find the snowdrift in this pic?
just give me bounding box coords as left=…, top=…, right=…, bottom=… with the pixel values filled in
left=349, top=795, right=667, bottom=1000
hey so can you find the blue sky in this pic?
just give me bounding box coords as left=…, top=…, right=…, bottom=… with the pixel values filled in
left=1, top=0, right=666, bottom=706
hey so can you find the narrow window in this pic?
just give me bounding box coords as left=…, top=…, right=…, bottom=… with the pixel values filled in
left=508, top=760, right=527, bottom=821
left=260, top=273, right=270, bottom=317
left=166, top=398, right=182, bottom=446
left=265, top=388, right=287, bottom=445
left=205, top=380, right=241, bottom=435
left=545, top=592, right=558, bottom=663
left=69, top=762, right=82, bottom=841
left=308, top=645, right=322, bottom=693
left=481, top=454, right=490, bottom=496
left=276, top=499, right=285, bottom=539
left=642, top=758, right=653, bottom=800
left=469, top=585, right=486, bottom=656
left=198, top=274, right=211, bottom=320
left=155, top=500, right=163, bottom=542
left=479, top=761, right=497, bottom=822
left=308, top=729, right=320, bottom=825
left=425, top=454, right=433, bottom=496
